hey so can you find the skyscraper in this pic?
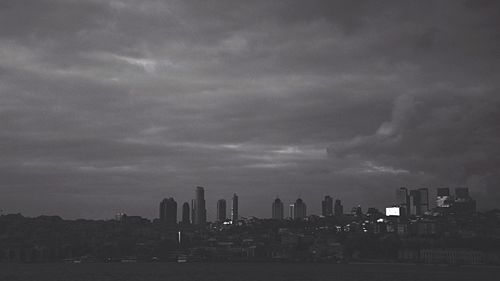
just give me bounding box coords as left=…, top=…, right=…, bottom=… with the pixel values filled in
left=193, top=186, right=206, bottom=226
left=322, top=195, right=333, bottom=217
left=334, top=199, right=343, bottom=216
left=399, top=187, right=430, bottom=216
left=159, top=197, right=177, bottom=225
left=396, top=187, right=410, bottom=215
left=454, top=187, right=476, bottom=214
left=437, top=187, right=450, bottom=196
left=182, top=202, right=190, bottom=225
left=231, top=193, right=239, bottom=222
left=293, top=198, right=307, bottom=219
left=418, top=188, right=429, bottom=213
left=272, top=197, right=284, bottom=220
left=191, top=198, right=196, bottom=224
left=436, top=187, right=451, bottom=208
left=217, top=199, right=227, bottom=222
left=409, top=189, right=419, bottom=215
left=352, top=205, right=363, bottom=217
left=289, top=204, right=295, bottom=219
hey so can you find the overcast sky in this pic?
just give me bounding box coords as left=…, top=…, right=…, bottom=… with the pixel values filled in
left=1, top=0, right=499, bottom=220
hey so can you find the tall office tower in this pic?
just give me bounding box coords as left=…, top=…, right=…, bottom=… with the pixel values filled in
left=217, top=199, right=227, bottom=222
left=182, top=202, right=190, bottom=224
left=289, top=204, right=295, bottom=219
left=408, top=189, right=419, bottom=216
left=396, top=187, right=410, bottom=214
left=334, top=199, right=344, bottom=216
left=407, top=188, right=430, bottom=216
left=194, top=186, right=206, bottom=226
left=293, top=198, right=307, bottom=219
left=159, top=197, right=177, bottom=225
left=322, top=195, right=333, bottom=217
left=436, top=187, right=451, bottom=208
left=454, top=187, right=476, bottom=214
left=191, top=199, right=196, bottom=224
left=418, top=188, right=429, bottom=213
left=231, top=193, right=239, bottom=222
left=272, top=197, right=284, bottom=220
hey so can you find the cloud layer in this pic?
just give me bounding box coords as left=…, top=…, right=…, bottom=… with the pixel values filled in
left=0, top=0, right=499, bottom=219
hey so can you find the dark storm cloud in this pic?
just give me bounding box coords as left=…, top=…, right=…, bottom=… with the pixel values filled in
left=0, top=0, right=499, bottom=219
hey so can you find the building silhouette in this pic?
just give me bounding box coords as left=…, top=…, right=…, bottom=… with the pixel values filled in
left=272, top=197, right=284, bottom=220
left=159, top=197, right=177, bottom=225
left=191, top=199, right=196, bottom=224
left=193, top=186, right=206, bottom=226
left=334, top=199, right=343, bottom=216
left=367, top=207, right=382, bottom=219
left=322, top=195, right=333, bottom=216
left=396, top=187, right=429, bottom=216
left=231, top=193, right=239, bottom=222
left=409, top=189, right=419, bottom=215
left=396, top=187, right=410, bottom=215
left=387, top=187, right=477, bottom=217
left=182, top=202, right=190, bottom=224
left=454, top=187, right=476, bottom=214
left=436, top=187, right=451, bottom=208
left=292, top=198, right=307, bottom=220
left=418, top=188, right=429, bottom=212
left=217, top=199, right=227, bottom=222
left=408, top=188, right=429, bottom=215
left=352, top=205, right=363, bottom=217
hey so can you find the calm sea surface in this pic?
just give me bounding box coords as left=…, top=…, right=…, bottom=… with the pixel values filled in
left=1, top=262, right=499, bottom=281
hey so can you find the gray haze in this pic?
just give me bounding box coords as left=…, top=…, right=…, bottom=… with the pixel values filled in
left=1, top=0, right=499, bottom=219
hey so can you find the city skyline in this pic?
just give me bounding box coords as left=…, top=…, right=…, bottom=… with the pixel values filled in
left=2, top=182, right=486, bottom=221
left=152, top=185, right=477, bottom=223
left=1, top=1, right=499, bottom=220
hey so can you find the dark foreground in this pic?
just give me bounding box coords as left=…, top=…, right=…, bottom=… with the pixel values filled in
left=1, top=263, right=500, bottom=281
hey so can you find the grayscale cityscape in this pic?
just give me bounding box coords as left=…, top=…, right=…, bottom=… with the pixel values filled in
left=1, top=185, right=498, bottom=266
left=1, top=0, right=499, bottom=280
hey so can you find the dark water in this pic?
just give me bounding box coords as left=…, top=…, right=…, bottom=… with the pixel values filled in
left=1, top=263, right=499, bottom=281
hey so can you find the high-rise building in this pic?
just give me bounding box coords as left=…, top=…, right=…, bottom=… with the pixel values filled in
left=436, top=187, right=451, bottom=208
left=293, top=198, right=307, bottom=219
left=159, top=197, right=177, bottom=225
left=367, top=207, right=381, bottom=218
left=193, top=186, right=206, bottom=226
left=409, top=189, right=419, bottom=215
left=322, top=195, right=333, bottom=217
left=399, top=188, right=430, bottom=216
left=272, top=198, right=284, bottom=220
left=231, top=193, right=239, bottom=222
left=352, top=205, right=363, bottom=217
left=182, top=202, right=190, bottom=224
left=289, top=204, right=295, bottom=219
left=191, top=199, right=196, bottom=224
left=396, top=187, right=410, bottom=215
left=437, top=187, right=450, bottom=196
left=454, top=187, right=476, bottom=214
left=418, top=188, right=429, bottom=212
left=334, top=199, right=343, bottom=216
left=217, top=199, right=227, bottom=222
